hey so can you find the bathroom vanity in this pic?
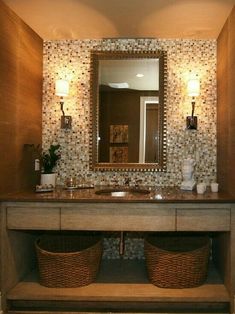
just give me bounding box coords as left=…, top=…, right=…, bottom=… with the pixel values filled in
left=0, top=187, right=235, bottom=314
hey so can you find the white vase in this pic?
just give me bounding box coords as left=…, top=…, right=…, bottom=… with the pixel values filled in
left=40, top=173, right=56, bottom=187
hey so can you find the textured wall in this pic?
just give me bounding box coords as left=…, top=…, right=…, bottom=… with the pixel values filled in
left=0, top=0, right=43, bottom=193
left=43, top=39, right=217, bottom=187
left=217, top=6, right=235, bottom=194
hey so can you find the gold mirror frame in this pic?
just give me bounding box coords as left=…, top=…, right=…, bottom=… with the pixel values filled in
left=89, top=50, right=167, bottom=172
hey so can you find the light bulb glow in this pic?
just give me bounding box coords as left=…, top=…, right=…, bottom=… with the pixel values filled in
left=187, top=79, right=200, bottom=97
left=55, top=79, right=69, bottom=97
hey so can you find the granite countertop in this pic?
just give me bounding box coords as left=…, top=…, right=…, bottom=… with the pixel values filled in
left=0, top=186, right=234, bottom=203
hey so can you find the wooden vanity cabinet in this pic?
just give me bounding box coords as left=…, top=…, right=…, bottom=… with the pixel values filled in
left=176, top=208, right=230, bottom=231
left=60, top=203, right=176, bottom=231
left=1, top=201, right=235, bottom=314
left=7, top=206, right=60, bottom=230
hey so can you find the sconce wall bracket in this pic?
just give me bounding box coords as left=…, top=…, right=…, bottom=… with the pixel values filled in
left=186, top=79, right=200, bottom=130
left=186, top=98, right=197, bottom=130
left=61, top=115, right=72, bottom=129
left=186, top=116, right=197, bottom=130
left=59, top=100, right=72, bottom=129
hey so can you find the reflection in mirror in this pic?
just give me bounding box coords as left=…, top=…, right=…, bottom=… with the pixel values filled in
left=139, top=96, right=159, bottom=163
left=90, top=51, right=167, bottom=172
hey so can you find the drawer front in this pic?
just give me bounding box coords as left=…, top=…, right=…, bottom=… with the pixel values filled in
left=61, top=204, right=176, bottom=231
left=7, top=207, right=60, bottom=230
left=177, top=209, right=230, bottom=231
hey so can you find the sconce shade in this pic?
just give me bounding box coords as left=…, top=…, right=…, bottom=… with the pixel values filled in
left=55, top=79, right=69, bottom=97
left=187, top=79, right=200, bottom=97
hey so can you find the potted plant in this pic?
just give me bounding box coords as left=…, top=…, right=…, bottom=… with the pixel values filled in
left=40, top=144, right=60, bottom=187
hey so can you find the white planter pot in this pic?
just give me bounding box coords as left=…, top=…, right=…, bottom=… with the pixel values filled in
left=40, top=173, right=56, bottom=187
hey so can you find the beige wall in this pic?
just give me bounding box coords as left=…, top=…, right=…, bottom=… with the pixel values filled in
left=0, top=0, right=43, bottom=193
left=217, top=6, right=235, bottom=194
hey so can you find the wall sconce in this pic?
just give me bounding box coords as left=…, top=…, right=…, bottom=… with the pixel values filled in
left=186, top=78, right=200, bottom=130
left=55, top=79, right=72, bottom=129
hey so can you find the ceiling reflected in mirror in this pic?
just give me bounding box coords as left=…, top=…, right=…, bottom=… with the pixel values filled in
left=99, top=59, right=159, bottom=91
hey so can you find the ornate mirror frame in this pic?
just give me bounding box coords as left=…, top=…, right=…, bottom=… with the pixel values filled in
left=89, top=50, right=167, bottom=172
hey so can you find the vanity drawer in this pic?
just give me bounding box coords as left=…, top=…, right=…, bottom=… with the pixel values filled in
left=61, top=204, right=176, bottom=231
left=177, top=209, right=230, bottom=231
left=7, top=207, right=60, bottom=230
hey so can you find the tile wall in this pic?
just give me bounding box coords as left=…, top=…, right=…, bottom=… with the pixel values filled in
left=43, top=39, right=217, bottom=258
left=43, top=38, right=217, bottom=188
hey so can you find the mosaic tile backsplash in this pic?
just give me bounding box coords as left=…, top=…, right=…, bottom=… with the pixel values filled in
left=43, top=38, right=216, bottom=259
left=43, top=38, right=217, bottom=188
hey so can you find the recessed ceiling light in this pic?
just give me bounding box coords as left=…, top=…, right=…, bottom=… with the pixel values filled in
left=136, top=73, right=144, bottom=78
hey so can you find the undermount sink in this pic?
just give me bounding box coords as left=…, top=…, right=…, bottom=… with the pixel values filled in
left=95, top=187, right=150, bottom=197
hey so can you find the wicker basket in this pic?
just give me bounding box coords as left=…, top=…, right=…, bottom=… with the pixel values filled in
left=144, top=234, right=210, bottom=288
left=35, top=233, right=103, bottom=288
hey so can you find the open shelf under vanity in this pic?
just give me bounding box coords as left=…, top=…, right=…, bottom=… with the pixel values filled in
left=7, top=259, right=230, bottom=313
left=1, top=201, right=234, bottom=313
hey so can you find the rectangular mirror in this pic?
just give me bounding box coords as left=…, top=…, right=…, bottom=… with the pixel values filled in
left=90, top=51, right=167, bottom=171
